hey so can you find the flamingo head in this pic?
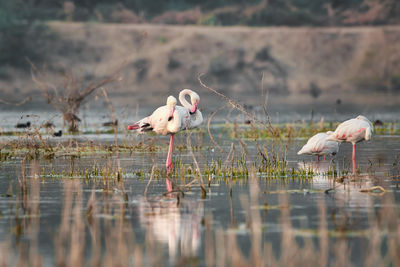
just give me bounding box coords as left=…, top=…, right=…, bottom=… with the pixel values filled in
left=128, top=124, right=139, bottom=130
left=166, top=96, right=177, bottom=108
left=190, top=100, right=198, bottom=114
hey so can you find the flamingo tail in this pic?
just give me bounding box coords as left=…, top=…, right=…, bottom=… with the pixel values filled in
left=128, top=117, right=153, bottom=133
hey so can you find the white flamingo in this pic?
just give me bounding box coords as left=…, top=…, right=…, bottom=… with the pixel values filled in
left=327, top=115, right=373, bottom=161
left=128, top=90, right=203, bottom=174
left=176, top=89, right=203, bottom=130
left=297, top=131, right=339, bottom=161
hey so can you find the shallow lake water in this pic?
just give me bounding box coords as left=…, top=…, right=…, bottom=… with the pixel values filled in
left=0, top=124, right=399, bottom=266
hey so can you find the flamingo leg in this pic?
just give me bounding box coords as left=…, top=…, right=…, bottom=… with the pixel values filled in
left=352, top=157, right=357, bottom=174
left=352, top=143, right=356, bottom=161
left=324, top=155, right=326, bottom=161
left=166, top=178, right=173, bottom=192
left=317, top=155, right=319, bottom=162
left=166, top=134, right=175, bottom=174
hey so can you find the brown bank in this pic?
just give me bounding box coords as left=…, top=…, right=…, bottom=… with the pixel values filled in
left=1, top=22, right=400, bottom=112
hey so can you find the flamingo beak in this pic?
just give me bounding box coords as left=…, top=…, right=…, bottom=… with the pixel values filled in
left=190, top=102, right=197, bottom=114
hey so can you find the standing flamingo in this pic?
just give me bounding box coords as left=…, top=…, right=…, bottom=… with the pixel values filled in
left=128, top=96, right=178, bottom=174
left=297, top=131, right=339, bottom=161
left=327, top=115, right=373, bottom=161
left=128, top=90, right=203, bottom=174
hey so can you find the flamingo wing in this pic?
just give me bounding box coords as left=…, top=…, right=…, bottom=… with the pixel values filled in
left=331, top=118, right=370, bottom=143
left=130, top=106, right=172, bottom=135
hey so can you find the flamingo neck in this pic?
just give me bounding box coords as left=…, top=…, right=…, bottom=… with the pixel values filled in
left=167, top=110, right=182, bottom=133
left=179, top=89, right=194, bottom=111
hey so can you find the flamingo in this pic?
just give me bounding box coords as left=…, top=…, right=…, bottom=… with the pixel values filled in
left=128, top=90, right=203, bottom=174
left=128, top=96, right=177, bottom=173
left=297, top=131, right=339, bottom=161
left=327, top=115, right=373, bottom=161
left=176, top=89, right=203, bottom=130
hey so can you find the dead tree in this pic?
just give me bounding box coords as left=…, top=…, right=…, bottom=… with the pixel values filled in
left=31, top=63, right=123, bottom=132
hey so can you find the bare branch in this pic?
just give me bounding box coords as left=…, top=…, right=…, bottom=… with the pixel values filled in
left=0, top=96, right=32, bottom=106
left=207, top=104, right=226, bottom=153
left=198, top=73, right=275, bottom=134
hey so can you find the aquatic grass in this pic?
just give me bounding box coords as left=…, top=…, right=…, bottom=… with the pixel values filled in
left=219, top=121, right=400, bottom=140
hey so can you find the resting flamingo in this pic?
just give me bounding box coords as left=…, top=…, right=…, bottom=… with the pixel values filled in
left=176, top=89, right=203, bottom=130
left=297, top=131, right=339, bottom=161
left=327, top=115, right=373, bottom=161
left=128, top=89, right=203, bottom=174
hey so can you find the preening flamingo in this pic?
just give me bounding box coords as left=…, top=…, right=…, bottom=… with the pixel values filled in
left=128, top=89, right=203, bottom=174
left=297, top=131, right=339, bottom=161
left=327, top=115, right=373, bottom=161
left=176, top=89, right=203, bottom=130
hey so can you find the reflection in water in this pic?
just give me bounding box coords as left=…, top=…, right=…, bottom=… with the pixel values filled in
left=138, top=196, right=203, bottom=264
left=297, top=161, right=383, bottom=209
left=297, top=161, right=335, bottom=190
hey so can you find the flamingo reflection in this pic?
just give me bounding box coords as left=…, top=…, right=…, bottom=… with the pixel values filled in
left=138, top=196, right=203, bottom=264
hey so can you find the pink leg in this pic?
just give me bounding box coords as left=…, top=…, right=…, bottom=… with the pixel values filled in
left=166, top=178, right=173, bottom=192
left=352, top=157, right=357, bottom=174
left=352, top=143, right=357, bottom=174
left=166, top=134, right=174, bottom=174
left=324, top=155, right=326, bottom=161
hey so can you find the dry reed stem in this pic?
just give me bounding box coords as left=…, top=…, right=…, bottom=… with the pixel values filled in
left=198, top=74, right=275, bottom=134
left=260, top=72, right=274, bottom=131
left=144, top=164, right=157, bottom=197
left=0, top=96, right=32, bottom=106
left=223, top=142, right=235, bottom=170
left=186, top=131, right=206, bottom=196
left=359, top=185, right=386, bottom=193
left=101, top=88, right=118, bottom=147
left=205, top=213, right=215, bottom=267
left=207, top=104, right=226, bottom=153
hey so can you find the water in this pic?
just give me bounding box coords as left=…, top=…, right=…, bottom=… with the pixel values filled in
left=0, top=124, right=399, bottom=266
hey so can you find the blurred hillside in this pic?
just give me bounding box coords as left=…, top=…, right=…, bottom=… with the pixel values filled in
left=0, top=0, right=400, bottom=113
left=2, top=0, right=400, bottom=26
left=1, top=22, right=399, bottom=110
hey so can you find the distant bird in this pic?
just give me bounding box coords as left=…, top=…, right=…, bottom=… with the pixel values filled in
left=53, top=130, right=62, bottom=137
left=15, top=121, right=31, bottom=128
left=128, top=89, right=203, bottom=175
left=327, top=115, right=373, bottom=161
left=373, top=119, right=383, bottom=127
left=103, top=120, right=118, bottom=127
left=298, top=131, right=339, bottom=161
